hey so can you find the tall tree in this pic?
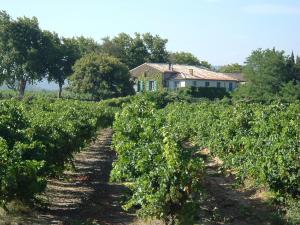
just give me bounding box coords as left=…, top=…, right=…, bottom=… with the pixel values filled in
left=169, top=51, right=200, bottom=65
left=142, top=33, right=169, bottom=63
left=168, top=51, right=211, bottom=68
left=295, top=56, right=300, bottom=81
left=234, top=49, right=299, bottom=100
left=44, top=32, right=79, bottom=98
left=100, top=33, right=169, bottom=69
left=69, top=53, right=134, bottom=100
left=68, top=36, right=101, bottom=56
left=0, top=11, right=48, bottom=97
left=219, top=63, right=243, bottom=73
left=244, top=48, right=288, bottom=91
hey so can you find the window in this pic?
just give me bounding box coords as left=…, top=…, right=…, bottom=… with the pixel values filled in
left=174, top=81, right=180, bottom=88
left=137, top=81, right=140, bottom=92
left=217, top=82, right=221, bottom=88
left=149, top=81, right=155, bottom=91
left=205, top=81, right=210, bottom=87
left=165, top=80, right=169, bottom=87
left=139, top=80, right=144, bottom=91
left=229, top=82, right=233, bottom=91
left=193, top=81, right=197, bottom=86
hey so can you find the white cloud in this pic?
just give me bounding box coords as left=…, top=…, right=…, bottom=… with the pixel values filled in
left=243, top=3, right=300, bottom=15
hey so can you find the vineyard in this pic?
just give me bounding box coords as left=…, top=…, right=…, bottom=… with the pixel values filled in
left=0, top=94, right=299, bottom=224
left=0, top=97, right=129, bottom=208
left=111, top=95, right=300, bottom=224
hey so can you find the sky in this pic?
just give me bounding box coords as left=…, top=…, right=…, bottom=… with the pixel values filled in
left=1, top=0, right=300, bottom=65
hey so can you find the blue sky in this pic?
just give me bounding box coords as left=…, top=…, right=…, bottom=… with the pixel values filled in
left=1, top=0, right=300, bottom=65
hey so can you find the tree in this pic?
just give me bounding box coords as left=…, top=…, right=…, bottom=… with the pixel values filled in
left=233, top=48, right=290, bottom=101
left=142, top=33, right=169, bottom=63
left=169, top=51, right=211, bottom=69
left=279, top=81, right=300, bottom=102
left=295, top=56, right=300, bottom=81
left=0, top=11, right=48, bottom=97
left=100, top=33, right=148, bottom=69
left=219, top=63, right=243, bottom=73
left=232, top=48, right=300, bottom=102
left=68, top=36, right=101, bottom=57
left=44, top=32, right=79, bottom=98
left=69, top=53, right=134, bottom=100
left=169, top=52, right=200, bottom=65
left=100, top=33, right=169, bottom=69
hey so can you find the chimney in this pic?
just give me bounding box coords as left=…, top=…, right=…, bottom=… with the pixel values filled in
left=168, top=63, right=172, bottom=71
left=189, top=69, right=194, bottom=75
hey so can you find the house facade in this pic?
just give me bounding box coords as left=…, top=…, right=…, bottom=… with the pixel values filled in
left=130, top=63, right=244, bottom=92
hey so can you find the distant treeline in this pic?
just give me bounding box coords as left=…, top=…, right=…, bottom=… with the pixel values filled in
left=1, top=10, right=299, bottom=102
left=0, top=11, right=211, bottom=98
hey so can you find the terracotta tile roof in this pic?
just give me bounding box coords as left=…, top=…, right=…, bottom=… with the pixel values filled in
left=135, top=63, right=242, bottom=81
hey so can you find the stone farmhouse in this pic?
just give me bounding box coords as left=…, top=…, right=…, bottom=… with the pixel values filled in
left=130, top=63, right=245, bottom=92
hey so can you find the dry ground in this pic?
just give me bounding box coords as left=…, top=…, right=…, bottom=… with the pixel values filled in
left=0, top=129, right=283, bottom=225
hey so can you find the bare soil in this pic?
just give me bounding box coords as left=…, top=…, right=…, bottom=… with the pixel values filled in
left=1, top=128, right=135, bottom=225
left=196, top=150, right=283, bottom=225
left=0, top=130, right=284, bottom=225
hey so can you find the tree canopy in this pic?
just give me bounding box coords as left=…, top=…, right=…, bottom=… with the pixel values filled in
left=69, top=53, right=134, bottom=100
left=100, top=32, right=169, bottom=69
left=219, top=63, right=243, bottom=73
left=169, top=51, right=211, bottom=68
left=0, top=11, right=49, bottom=97
left=44, top=32, right=80, bottom=98
left=233, top=48, right=300, bottom=102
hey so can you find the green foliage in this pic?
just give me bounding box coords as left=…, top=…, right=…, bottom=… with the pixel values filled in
left=219, top=63, right=243, bottom=73
left=169, top=51, right=211, bottom=69
left=111, top=94, right=299, bottom=223
left=178, top=87, right=229, bottom=100
left=0, top=11, right=48, bottom=97
left=69, top=53, right=134, bottom=100
left=111, top=97, right=205, bottom=224
left=187, top=102, right=300, bottom=197
left=44, top=32, right=80, bottom=98
left=100, top=32, right=169, bottom=69
left=0, top=97, right=125, bottom=205
left=68, top=36, right=101, bottom=56
left=233, top=48, right=300, bottom=102
left=279, top=81, right=300, bottom=102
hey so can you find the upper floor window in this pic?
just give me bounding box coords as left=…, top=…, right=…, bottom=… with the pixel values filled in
left=205, top=81, right=210, bottom=87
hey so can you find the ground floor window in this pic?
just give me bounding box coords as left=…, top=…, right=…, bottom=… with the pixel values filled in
left=137, top=81, right=140, bottom=91
left=205, top=81, right=210, bottom=87
left=174, top=81, right=180, bottom=88
left=149, top=80, right=155, bottom=91
left=217, top=82, right=221, bottom=88
left=229, top=82, right=233, bottom=91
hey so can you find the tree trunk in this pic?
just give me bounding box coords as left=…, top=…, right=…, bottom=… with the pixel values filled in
left=58, top=83, right=63, bottom=98
left=18, top=78, right=27, bottom=98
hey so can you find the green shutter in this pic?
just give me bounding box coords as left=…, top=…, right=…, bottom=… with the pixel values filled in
left=140, top=81, right=144, bottom=91
left=154, top=80, right=158, bottom=91
left=146, top=81, right=150, bottom=91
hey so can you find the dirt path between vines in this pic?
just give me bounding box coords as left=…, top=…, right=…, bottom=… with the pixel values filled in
left=196, top=149, right=283, bottom=225
left=1, top=130, right=283, bottom=225
left=8, top=128, right=136, bottom=225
